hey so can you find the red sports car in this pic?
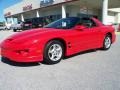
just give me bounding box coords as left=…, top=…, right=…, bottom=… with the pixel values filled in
left=1, top=17, right=116, bottom=64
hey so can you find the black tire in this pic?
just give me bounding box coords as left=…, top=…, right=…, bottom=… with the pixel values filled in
left=43, top=40, right=64, bottom=64
left=13, top=29, right=17, bottom=32
left=102, top=35, right=112, bottom=50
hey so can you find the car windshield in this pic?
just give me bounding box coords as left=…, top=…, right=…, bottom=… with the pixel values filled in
left=44, top=17, right=80, bottom=29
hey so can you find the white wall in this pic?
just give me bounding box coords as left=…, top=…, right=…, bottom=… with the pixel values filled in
left=107, top=15, right=115, bottom=24
left=115, top=13, right=120, bottom=23
left=4, top=0, right=71, bottom=16
left=4, top=0, right=119, bottom=24
left=66, top=5, right=100, bottom=17
left=39, top=6, right=62, bottom=17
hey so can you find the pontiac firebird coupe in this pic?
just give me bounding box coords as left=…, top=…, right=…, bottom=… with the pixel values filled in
left=1, top=17, right=116, bottom=64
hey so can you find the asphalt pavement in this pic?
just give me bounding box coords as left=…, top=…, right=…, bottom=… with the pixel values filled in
left=0, top=31, right=120, bottom=90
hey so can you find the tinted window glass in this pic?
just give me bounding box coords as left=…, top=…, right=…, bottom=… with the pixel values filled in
left=78, top=18, right=96, bottom=28
left=45, top=17, right=80, bottom=29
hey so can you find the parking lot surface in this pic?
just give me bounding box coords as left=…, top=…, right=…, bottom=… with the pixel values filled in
left=0, top=31, right=120, bottom=90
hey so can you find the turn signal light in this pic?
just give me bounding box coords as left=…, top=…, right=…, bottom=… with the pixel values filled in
left=15, top=49, right=29, bottom=56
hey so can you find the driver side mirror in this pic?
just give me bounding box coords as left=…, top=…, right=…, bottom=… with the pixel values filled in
left=74, top=25, right=86, bottom=31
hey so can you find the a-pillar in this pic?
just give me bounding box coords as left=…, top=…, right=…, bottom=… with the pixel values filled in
left=102, top=0, right=109, bottom=25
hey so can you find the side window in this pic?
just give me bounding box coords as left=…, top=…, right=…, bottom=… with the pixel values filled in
left=78, top=18, right=96, bottom=28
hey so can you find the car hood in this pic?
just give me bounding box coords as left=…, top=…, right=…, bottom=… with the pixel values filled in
left=5, top=28, right=64, bottom=44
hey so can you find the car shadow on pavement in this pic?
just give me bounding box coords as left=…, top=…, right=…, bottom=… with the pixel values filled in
left=1, top=49, right=103, bottom=66
left=64, top=49, right=100, bottom=60
left=1, top=57, right=40, bottom=67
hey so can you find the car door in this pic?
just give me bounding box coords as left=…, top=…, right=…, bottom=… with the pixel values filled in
left=69, top=18, right=102, bottom=54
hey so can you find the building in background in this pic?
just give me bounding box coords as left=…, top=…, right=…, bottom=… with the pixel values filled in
left=4, top=0, right=120, bottom=25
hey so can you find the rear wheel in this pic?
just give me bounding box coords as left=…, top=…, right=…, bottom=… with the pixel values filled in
left=103, top=35, right=112, bottom=50
left=43, top=40, right=64, bottom=64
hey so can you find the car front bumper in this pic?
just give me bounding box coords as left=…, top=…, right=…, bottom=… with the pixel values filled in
left=1, top=44, right=43, bottom=63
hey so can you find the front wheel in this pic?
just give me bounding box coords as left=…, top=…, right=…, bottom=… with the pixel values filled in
left=43, top=40, right=64, bottom=64
left=102, top=35, right=112, bottom=50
